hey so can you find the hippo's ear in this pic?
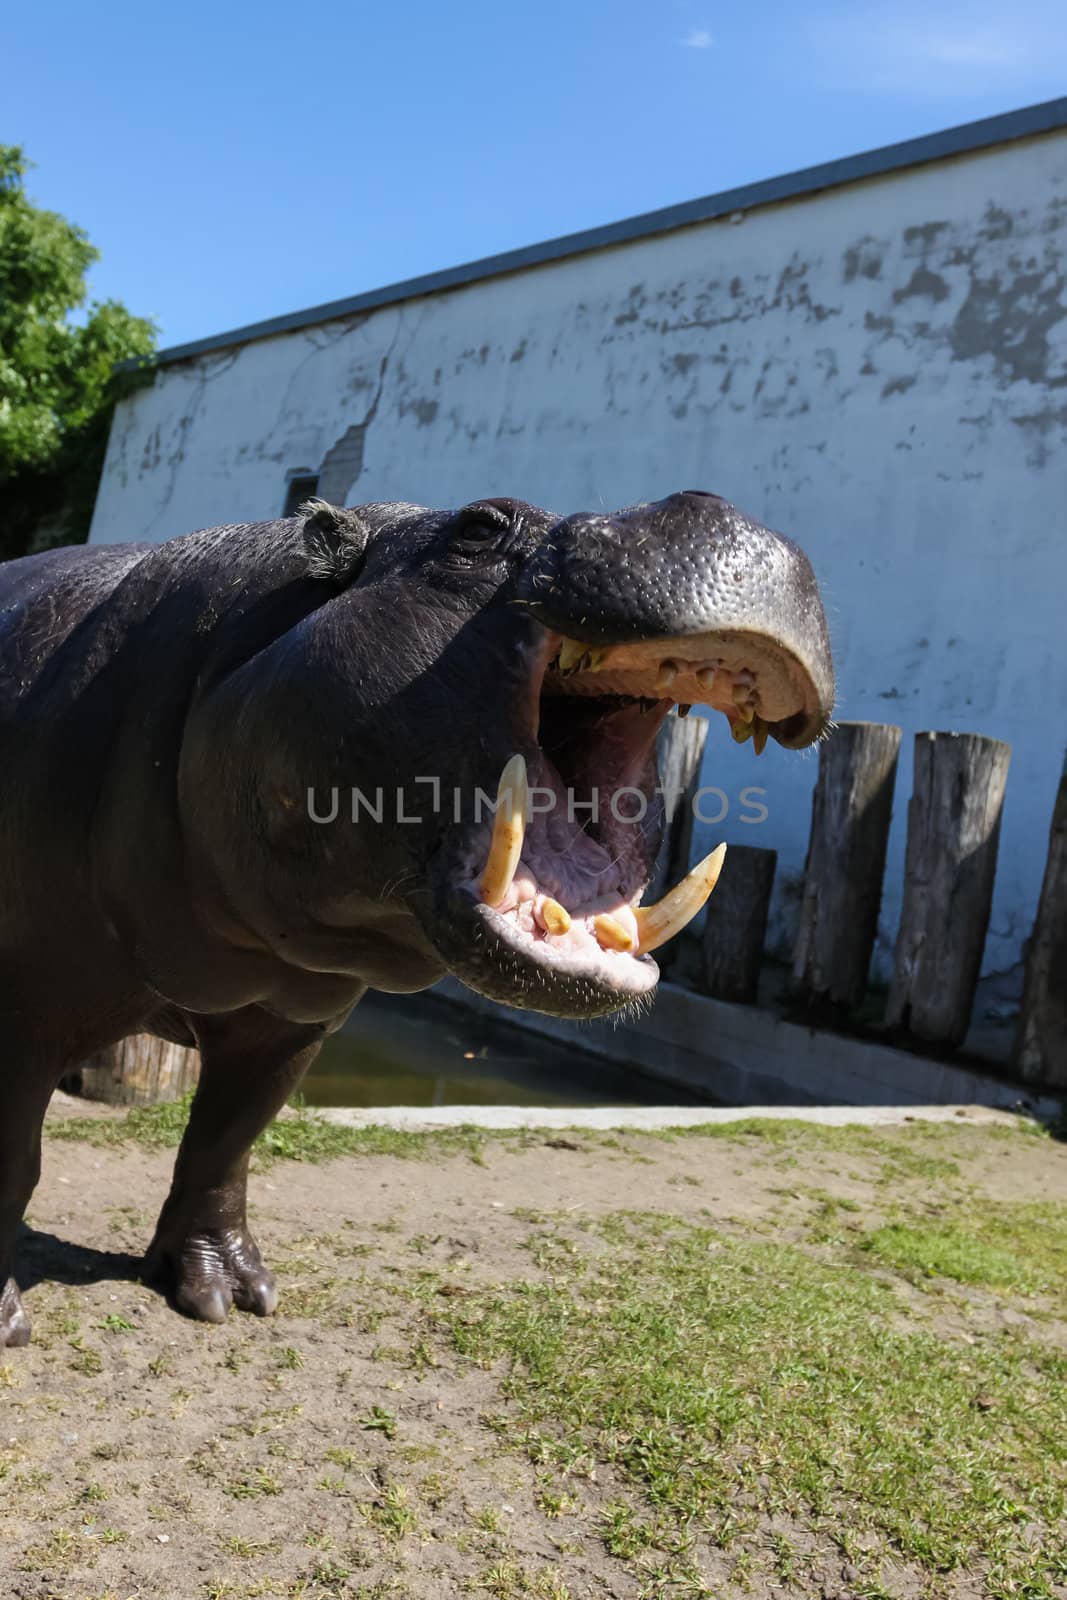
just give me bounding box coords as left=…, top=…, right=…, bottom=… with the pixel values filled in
left=301, top=499, right=372, bottom=583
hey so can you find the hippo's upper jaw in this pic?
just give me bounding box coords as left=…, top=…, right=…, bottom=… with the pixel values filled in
left=422, top=491, right=834, bottom=1019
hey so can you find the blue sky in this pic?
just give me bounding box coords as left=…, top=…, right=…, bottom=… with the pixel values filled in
left=9, top=0, right=1067, bottom=350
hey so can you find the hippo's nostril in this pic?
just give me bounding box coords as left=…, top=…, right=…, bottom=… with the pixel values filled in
left=677, top=489, right=729, bottom=514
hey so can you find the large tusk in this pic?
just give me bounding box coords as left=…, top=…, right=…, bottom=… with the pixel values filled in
left=479, top=754, right=529, bottom=907
left=634, top=842, right=727, bottom=955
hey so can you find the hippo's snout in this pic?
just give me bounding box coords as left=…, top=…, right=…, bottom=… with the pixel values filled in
left=514, top=490, right=834, bottom=750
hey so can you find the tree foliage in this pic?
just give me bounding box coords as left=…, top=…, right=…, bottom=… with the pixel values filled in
left=0, top=145, right=156, bottom=561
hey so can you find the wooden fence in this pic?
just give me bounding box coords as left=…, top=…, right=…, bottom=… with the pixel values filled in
left=663, top=717, right=1061, bottom=1087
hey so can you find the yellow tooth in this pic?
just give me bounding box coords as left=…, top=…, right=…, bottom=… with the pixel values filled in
left=594, top=913, right=636, bottom=953
left=733, top=693, right=755, bottom=723
left=696, top=666, right=717, bottom=694
left=634, top=843, right=727, bottom=954
left=752, top=718, right=769, bottom=755
left=541, top=897, right=572, bottom=935
left=656, top=660, right=678, bottom=692
left=587, top=649, right=611, bottom=672
left=731, top=716, right=754, bottom=743
left=558, top=638, right=587, bottom=672
left=479, top=754, right=528, bottom=907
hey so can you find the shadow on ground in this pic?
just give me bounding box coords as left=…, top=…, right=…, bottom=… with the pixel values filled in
left=15, top=1223, right=143, bottom=1294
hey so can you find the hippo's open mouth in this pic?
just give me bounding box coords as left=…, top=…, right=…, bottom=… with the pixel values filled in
left=439, top=617, right=828, bottom=1018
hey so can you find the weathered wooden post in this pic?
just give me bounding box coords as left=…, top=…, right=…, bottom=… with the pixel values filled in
left=702, top=845, right=777, bottom=1003
left=69, top=1034, right=201, bottom=1107
left=887, top=731, right=1011, bottom=1049
left=792, top=722, right=901, bottom=1013
left=1013, top=754, right=1067, bottom=1088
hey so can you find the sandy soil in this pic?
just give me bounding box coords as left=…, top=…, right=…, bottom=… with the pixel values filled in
left=2, top=1102, right=1065, bottom=1599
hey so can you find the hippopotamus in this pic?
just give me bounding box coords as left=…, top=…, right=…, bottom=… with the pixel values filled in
left=0, top=490, right=833, bottom=1346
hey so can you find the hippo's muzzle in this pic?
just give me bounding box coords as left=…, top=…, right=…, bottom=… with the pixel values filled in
left=430, top=491, right=834, bottom=1019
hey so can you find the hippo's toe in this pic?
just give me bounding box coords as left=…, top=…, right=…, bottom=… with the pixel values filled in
left=1, top=1276, right=32, bottom=1348
left=144, top=1227, right=279, bottom=1324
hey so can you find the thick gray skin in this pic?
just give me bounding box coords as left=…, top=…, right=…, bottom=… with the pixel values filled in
left=0, top=491, right=833, bottom=1346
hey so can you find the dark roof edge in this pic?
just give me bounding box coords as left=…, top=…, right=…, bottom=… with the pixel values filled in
left=142, top=96, right=1067, bottom=370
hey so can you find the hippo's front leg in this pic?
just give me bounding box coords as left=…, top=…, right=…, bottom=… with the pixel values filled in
left=145, top=1008, right=326, bottom=1323
left=1, top=1066, right=58, bottom=1349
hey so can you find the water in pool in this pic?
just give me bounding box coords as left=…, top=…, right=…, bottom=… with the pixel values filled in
left=301, top=990, right=710, bottom=1108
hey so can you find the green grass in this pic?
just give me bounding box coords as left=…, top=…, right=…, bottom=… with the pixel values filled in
left=49, top=1096, right=1051, bottom=1186
left=23, top=1107, right=1067, bottom=1595
left=867, top=1218, right=1021, bottom=1286
left=48, top=1094, right=488, bottom=1164
left=428, top=1210, right=1067, bottom=1598
left=862, top=1200, right=1067, bottom=1293
left=646, top=1115, right=983, bottom=1183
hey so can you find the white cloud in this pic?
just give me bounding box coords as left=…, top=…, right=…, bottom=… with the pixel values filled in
left=918, top=30, right=1031, bottom=69
left=809, top=3, right=1067, bottom=94
left=682, top=28, right=714, bottom=49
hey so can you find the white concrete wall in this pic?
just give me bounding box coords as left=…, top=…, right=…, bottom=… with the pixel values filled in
left=91, top=129, right=1067, bottom=987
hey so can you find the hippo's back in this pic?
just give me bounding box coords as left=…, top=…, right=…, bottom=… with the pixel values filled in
left=0, top=542, right=150, bottom=715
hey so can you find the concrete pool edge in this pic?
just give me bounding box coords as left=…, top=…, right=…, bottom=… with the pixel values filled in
left=430, top=978, right=1064, bottom=1123
left=310, top=1103, right=1038, bottom=1131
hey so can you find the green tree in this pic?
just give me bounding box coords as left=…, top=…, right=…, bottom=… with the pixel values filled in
left=0, top=144, right=156, bottom=562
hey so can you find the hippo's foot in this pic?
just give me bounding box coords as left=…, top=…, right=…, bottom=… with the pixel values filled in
left=1, top=1276, right=32, bottom=1348
left=144, top=1225, right=278, bottom=1324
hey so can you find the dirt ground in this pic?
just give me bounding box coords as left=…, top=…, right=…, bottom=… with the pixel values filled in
left=2, top=1100, right=1066, bottom=1600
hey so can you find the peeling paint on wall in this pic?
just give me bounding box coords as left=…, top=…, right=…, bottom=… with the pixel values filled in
left=317, top=353, right=390, bottom=503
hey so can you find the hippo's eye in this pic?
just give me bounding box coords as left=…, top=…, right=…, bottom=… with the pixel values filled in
left=448, top=502, right=513, bottom=556
left=454, top=520, right=499, bottom=547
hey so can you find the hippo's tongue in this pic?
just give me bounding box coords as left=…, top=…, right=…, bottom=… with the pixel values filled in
left=477, top=753, right=727, bottom=959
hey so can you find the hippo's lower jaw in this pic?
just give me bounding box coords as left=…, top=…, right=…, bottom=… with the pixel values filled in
left=431, top=623, right=828, bottom=1020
